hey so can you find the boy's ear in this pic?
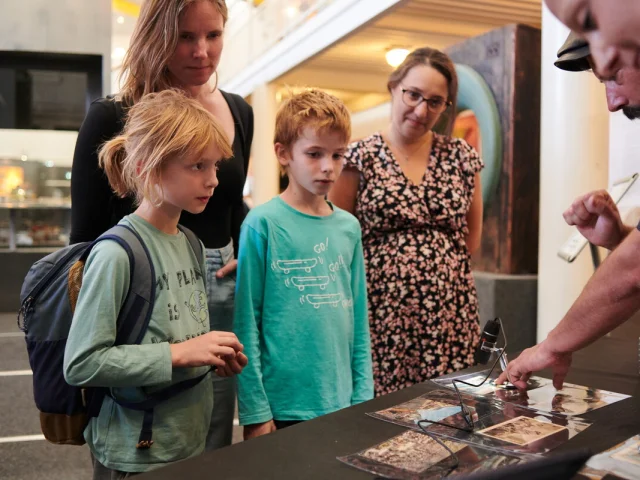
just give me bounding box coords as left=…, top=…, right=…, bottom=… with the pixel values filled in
left=274, top=142, right=291, bottom=168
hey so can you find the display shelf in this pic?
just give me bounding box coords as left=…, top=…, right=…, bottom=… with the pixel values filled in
left=0, top=201, right=71, bottom=251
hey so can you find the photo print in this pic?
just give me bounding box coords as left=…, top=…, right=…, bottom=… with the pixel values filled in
left=477, top=416, right=567, bottom=446
left=577, top=435, right=640, bottom=480
left=422, top=399, right=591, bottom=456
left=369, top=390, right=500, bottom=431
left=337, top=430, right=525, bottom=480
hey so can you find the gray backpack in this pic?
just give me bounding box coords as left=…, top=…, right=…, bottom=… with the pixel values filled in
left=18, top=223, right=206, bottom=449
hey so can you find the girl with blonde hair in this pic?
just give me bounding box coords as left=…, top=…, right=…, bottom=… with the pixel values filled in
left=64, top=89, right=247, bottom=478
left=70, top=0, right=253, bottom=450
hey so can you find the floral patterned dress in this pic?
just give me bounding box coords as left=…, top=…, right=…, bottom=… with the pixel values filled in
left=344, top=132, right=483, bottom=395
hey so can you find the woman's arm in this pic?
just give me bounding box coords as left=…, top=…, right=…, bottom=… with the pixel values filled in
left=465, top=173, right=483, bottom=255
left=328, top=167, right=360, bottom=215
left=229, top=102, right=254, bottom=260
left=70, top=100, right=122, bottom=244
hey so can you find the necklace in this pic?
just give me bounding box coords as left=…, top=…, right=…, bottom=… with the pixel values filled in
left=388, top=131, right=432, bottom=162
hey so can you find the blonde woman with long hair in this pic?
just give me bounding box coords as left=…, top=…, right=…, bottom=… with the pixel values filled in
left=70, top=0, right=253, bottom=450
left=65, top=90, right=247, bottom=478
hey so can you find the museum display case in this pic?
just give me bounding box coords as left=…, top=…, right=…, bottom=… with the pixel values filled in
left=0, top=157, right=71, bottom=251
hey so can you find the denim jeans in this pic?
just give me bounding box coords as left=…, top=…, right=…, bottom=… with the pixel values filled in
left=204, top=241, right=237, bottom=451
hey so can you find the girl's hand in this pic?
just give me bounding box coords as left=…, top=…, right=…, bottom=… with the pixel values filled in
left=215, top=352, right=248, bottom=377
left=216, top=259, right=238, bottom=278
left=170, top=331, right=243, bottom=368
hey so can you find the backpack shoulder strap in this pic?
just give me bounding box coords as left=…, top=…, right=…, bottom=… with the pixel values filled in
left=92, top=224, right=156, bottom=345
left=178, top=225, right=205, bottom=291
left=177, top=224, right=204, bottom=266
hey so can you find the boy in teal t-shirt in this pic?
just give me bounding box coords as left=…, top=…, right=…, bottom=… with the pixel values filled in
left=235, top=90, right=374, bottom=439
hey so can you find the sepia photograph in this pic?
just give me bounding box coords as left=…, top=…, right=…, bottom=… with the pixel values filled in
left=373, top=398, right=454, bottom=424
left=369, top=392, right=477, bottom=429
left=477, top=416, right=568, bottom=446
left=337, top=430, right=527, bottom=480
left=360, top=431, right=465, bottom=473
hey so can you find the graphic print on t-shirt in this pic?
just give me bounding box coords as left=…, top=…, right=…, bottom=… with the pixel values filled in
left=187, top=290, right=208, bottom=327
left=272, top=237, right=352, bottom=310
left=156, top=266, right=208, bottom=330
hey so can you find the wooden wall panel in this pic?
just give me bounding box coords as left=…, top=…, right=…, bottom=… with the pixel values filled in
left=446, top=24, right=541, bottom=274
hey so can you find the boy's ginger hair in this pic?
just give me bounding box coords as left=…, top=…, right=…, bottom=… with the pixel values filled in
left=98, top=89, right=232, bottom=206
left=274, top=89, right=351, bottom=148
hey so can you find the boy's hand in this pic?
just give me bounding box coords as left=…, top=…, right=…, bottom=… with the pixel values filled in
left=170, top=331, right=243, bottom=368
left=243, top=420, right=276, bottom=440
left=216, top=259, right=238, bottom=278
left=215, top=352, right=249, bottom=377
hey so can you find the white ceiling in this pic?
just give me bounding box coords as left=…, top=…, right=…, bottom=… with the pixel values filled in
left=111, top=0, right=543, bottom=110
left=278, top=0, right=542, bottom=109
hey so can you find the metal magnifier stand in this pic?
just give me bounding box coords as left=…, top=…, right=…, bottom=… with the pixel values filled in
left=478, top=317, right=517, bottom=390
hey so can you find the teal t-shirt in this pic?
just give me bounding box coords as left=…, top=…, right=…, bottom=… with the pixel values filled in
left=234, top=197, right=373, bottom=425
left=63, top=214, right=212, bottom=472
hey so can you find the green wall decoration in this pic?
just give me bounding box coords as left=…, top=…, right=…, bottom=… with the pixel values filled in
left=454, top=64, right=503, bottom=208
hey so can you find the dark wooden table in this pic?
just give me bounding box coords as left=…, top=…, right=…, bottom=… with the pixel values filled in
left=138, top=363, right=640, bottom=480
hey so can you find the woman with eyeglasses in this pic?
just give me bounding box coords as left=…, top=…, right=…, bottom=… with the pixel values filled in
left=329, top=47, right=484, bottom=395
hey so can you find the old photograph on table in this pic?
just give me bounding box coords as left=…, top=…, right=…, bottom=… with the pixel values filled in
left=369, top=389, right=500, bottom=431
left=577, top=434, right=640, bottom=480
left=521, top=382, right=630, bottom=416
left=337, top=430, right=525, bottom=480
left=422, top=399, right=591, bottom=456
left=477, top=416, right=567, bottom=446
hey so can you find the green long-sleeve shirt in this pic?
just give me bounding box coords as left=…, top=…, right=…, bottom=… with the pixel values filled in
left=63, top=214, right=212, bottom=473
left=234, top=197, right=374, bottom=426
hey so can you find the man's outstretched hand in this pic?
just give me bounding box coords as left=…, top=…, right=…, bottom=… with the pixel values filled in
left=496, top=341, right=573, bottom=390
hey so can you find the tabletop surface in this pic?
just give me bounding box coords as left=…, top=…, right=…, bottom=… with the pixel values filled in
left=138, top=366, right=640, bottom=480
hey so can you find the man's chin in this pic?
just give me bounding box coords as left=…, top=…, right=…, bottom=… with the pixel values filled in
left=622, top=105, right=640, bottom=120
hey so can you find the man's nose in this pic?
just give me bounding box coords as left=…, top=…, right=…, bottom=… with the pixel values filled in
left=605, top=83, right=629, bottom=112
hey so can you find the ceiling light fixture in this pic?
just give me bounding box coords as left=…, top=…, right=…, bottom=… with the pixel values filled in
left=284, top=6, right=298, bottom=18
left=385, top=47, right=410, bottom=68
left=117, top=16, right=125, bottom=24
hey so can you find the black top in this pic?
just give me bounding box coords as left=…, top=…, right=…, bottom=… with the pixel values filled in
left=70, top=90, right=254, bottom=256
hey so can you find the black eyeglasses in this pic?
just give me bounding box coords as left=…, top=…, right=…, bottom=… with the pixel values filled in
left=401, top=88, right=451, bottom=112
